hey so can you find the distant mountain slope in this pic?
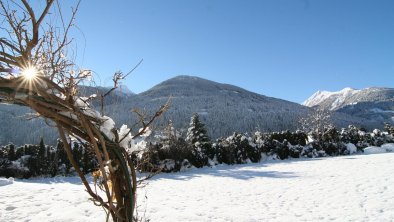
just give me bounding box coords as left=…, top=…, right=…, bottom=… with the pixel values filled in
left=0, top=104, right=58, bottom=145
left=106, top=76, right=373, bottom=138
left=0, top=85, right=134, bottom=146
left=304, top=87, right=394, bottom=125
left=0, top=76, right=382, bottom=145
left=108, top=75, right=311, bottom=137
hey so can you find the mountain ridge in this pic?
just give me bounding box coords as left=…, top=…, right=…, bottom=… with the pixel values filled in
left=107, top=75, right=312, bottom=138
left=0, top=75, right=386, bottom=145
left=303, top=86, right=394, bottom=125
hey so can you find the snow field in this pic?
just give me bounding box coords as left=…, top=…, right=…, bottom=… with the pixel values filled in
left=140, top=153, right=394, bottom=222
left=1, top=153, right=394, bottom=221
left=0, top=177, right=105, bottom=222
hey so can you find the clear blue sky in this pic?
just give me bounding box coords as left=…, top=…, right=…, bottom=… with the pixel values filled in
left=70, top=0, right=394, bottom=103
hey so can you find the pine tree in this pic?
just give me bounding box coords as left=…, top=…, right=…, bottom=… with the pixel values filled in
left=26, top=145, right=40, bottom=177
left=7, top=144, right=17, bottom=161
left=56, top=140, right=71, bottom=175
left=186, top=113, right=213, bottom=167
left=82, top=145, right=97, bottom=174
left=163, top=120, right=177, bottom=144
left=48, top=145, right=58, bottom=177
left=72, top=142, right=84, bottom=173
left=39, top=138, right=46, bottom=156
left=0, top=145, right=5, bottom=159
left=38, top=137, right=49, bottom=175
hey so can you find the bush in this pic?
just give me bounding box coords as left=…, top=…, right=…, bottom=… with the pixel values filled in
left=271, top=130, right=308, bottom=146
left=158, top=137, right=192, bottom=172
left=215, top=139, right=236, bottom=165
left=274, top=140, right=289, bottom=160
left=289, top=144, right=303, bottom=158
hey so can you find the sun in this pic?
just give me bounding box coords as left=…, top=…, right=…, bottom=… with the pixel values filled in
left=21, top=66, right=38, bottom=80
left=18, top=65, right=41, bottom=91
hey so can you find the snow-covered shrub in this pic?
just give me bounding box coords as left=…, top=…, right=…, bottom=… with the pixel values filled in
left=289, top=144, right=303, bottom=158
left=233, top=133, right=260, bottom=163
left=214, top=138, right=236, bottom=165
left=322, top=127, right=340, bottom=143
left=301, top=144, right=321, bottom=158
left=255, top=131, right=305, bottom=159
left=274, top=140, right=289, bottom=160
left=216, top=133, right=260, bottom=164
left=305, top=127, right=348, bottom=156
left=158, top=159, right=193, bottom=172
left=271, top=130, right=308, bottom=146
left=326, top=142, right=345, bottom=156
left=0, top=158, right=12, bottom=177
left=158, top=137, right=192, bottom=172
left=306, top=140, right=346, bottom=157
left=384, top=123, right=394, bottom=136
left=340, top=125, right=370, bottom=150
left=258, top=138, right=275, bottom=155
left=159, top=159, right=176, bottom=172
left=137, top=142, right=163, bottom=173
left=370, top=129, right=394, bottom=146
left=253, top=133, right=276, bottom=155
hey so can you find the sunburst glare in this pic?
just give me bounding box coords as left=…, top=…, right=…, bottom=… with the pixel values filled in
left=22, top=66, right=38, bottom=81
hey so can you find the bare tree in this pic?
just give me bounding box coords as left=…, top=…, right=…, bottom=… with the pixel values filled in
left=299, top=107, right=333, bottom=140
left=0, top=1, right=167, bottom=221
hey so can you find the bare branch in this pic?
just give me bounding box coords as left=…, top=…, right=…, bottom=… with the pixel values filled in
left=0, top=1, right=161, bottom=221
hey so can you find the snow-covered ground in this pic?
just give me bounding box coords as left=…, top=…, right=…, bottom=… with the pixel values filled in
left=1, top=153, right=394, bottom=222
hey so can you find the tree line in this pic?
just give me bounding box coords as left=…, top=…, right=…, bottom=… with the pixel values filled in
left=2, top=113, right=394, bottom=177
left=138, top=115, right=394, bottom=172
left=0, top=138, right=97, bottom=178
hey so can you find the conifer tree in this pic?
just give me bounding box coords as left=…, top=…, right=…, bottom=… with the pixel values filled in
left=38, top=137, right=50, bottom=175
left=26, top=145, right=40, bottom=176
left=56, top=140, right=71, bottom=175
left=82, top=145, right=97, bottom=174
left=39, top=138, right=46, bottom=156
left=8, top=144, right=16, bottom=161
left=162, top=120, right=177, bottom=145
left=186, top=113, right=213, bottom=167
left=0, top=145, right=5, bottom=159
left=72, top=142, right=83, bottom=167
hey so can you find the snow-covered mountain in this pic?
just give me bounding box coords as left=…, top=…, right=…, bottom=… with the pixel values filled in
left=0, top=76, right=382, bottom=145
left=304, top=87, right=394, bottom=124
left=303, top=87, right=361, bottom=110
left=106, top=75, right=311, bottom=138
